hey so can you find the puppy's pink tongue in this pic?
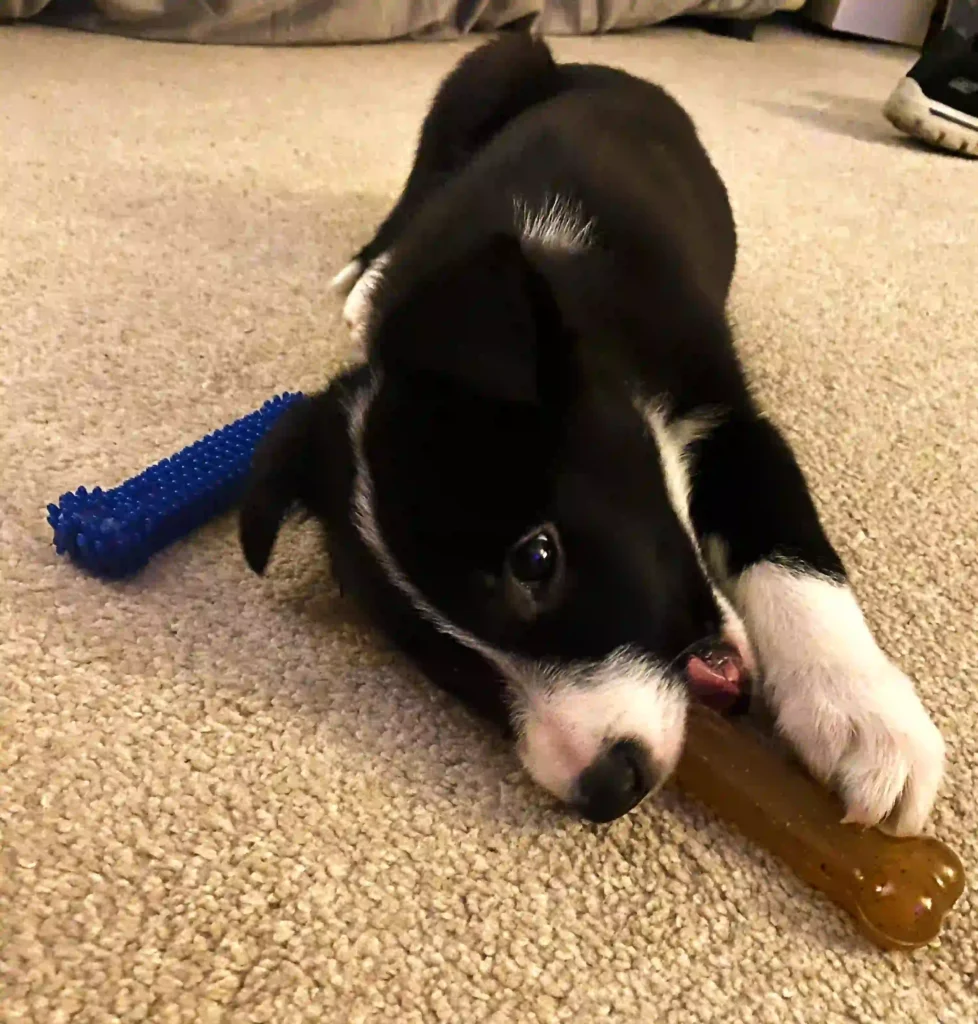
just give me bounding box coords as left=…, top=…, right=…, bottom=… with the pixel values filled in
left=686, top=650, right=745, bottom=712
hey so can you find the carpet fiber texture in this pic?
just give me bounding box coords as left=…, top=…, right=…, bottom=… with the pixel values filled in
left=1, top=22, right=976, bottom=1024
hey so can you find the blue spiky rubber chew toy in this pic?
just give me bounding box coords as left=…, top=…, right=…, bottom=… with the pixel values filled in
left=47, top=392, right=305, bottom=580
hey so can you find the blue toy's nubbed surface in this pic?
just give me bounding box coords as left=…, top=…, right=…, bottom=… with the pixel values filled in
left=47, top=392, right=305, bottom=580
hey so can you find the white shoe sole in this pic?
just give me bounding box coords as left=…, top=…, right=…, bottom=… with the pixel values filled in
left=883, top=77, right=978, bottom=158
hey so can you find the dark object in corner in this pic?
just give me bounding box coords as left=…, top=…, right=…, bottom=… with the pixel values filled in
left=701, top=16, right=761, bottom=41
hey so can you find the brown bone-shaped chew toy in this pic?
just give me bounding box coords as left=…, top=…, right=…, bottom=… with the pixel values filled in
left=675, top=703, right=966, bottom=950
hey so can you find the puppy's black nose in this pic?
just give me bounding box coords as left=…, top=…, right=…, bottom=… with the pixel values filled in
left=574, top=739, right=658, bottom=823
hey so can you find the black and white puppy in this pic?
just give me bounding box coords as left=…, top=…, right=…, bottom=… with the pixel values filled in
left=240, top=35, right=944, bottom=831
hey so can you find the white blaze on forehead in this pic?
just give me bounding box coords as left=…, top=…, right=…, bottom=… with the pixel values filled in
left=514, top=193, right=595, bottom=252
left=510, top=648, right=689, bottom=803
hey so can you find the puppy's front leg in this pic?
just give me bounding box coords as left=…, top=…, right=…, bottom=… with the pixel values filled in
left=689, top=413, right=944, bottom=835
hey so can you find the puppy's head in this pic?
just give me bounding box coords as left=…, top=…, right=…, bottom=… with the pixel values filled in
left=243, top=234, right=751, bottom=823
left=356, top=234, right=753, bottom=821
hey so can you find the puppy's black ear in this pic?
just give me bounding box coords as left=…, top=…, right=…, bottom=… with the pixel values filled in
left=239, top=398, right=315, bottom=575
left=371, top=234, right=563, bottom=405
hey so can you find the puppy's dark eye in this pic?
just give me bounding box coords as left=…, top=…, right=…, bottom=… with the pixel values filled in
left=508, top=529, right=558, bottom=585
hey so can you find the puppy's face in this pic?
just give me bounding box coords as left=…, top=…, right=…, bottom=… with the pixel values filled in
left=344, top=234, right=752, bottom=822
left=241, top=234, right=750, bottom=823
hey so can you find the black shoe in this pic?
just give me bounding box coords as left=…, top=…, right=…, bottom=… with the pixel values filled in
left=883, top=27, right=978, bottom=157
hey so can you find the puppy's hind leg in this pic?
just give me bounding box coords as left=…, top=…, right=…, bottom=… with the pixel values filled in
left=332, top=34, right=562, bottom=334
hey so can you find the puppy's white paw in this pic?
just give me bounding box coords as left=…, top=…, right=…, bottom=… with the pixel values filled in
left=771, top=655, right=944, bottom=835
left=341, top=253, right=389, bottom=341
left=736, top=562, right=945, bottom=836
left=331, top=258, right=364, bottom=297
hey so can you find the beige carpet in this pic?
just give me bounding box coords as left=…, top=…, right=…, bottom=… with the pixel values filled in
left=1, top=22, right=976, bottom=1024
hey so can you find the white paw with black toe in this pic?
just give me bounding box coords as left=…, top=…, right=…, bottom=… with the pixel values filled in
left=736, top=562, right=945, bottom=836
